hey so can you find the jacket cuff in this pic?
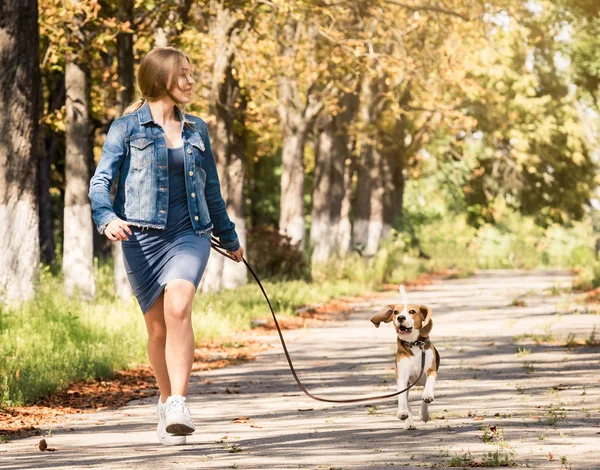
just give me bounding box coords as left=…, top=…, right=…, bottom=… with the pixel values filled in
left=218, top=233, right=240, bottom=252
left=97, top=215, right=119, bottom=235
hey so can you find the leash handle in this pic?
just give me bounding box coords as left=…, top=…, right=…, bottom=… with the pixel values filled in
left=210, top=235, right=427, bottom=404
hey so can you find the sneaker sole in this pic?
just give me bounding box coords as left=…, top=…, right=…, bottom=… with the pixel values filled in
left=159, top=434, right=186, bottom=446
left=165, top=423, right=195, bottom=435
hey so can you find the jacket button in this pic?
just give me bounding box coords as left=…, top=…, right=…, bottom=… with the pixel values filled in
left=194, top=215, right=199, bottom=221
left=191, top=192, right=196, bottom=198
left=187, top=148, right=192, bottom=154
left=189, top=171, right=193, bottom=176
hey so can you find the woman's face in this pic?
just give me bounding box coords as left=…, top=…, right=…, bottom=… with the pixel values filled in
left=170, top=59, right=195, bottom=104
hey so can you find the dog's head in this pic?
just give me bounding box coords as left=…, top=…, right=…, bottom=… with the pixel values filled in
left=369, top=285, right=432, bottom=341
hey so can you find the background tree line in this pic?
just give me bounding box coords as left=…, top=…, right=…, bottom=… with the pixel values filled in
left=1, top=0, right=599, bottom=305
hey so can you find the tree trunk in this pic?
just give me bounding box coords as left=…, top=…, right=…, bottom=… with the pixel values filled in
left=38, top=74, right=62, bottom=266
left=0, top=0, right=41, bottom=304
left=112, top=0, right=135, bottom=300
left=337, top=152, right=354, bottom=257
left=331, top=90, right=358, bottom=259
left=310, top=115, right=334, bottom=264
left=276, top=17, right=323, bottom=252
left=353, top=74, right=375, bottom=254
left=200, top=3, right=247, bottom=292
left=63, top=60, right=95, bottom=299
left=365, top=143, right=385, bottom=256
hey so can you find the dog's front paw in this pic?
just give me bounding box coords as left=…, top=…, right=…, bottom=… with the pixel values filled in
left=397, top=411, right=409, bottom=420
left=404, top=419, right=416, bottom=430
left=422, top=391, right=434, bottom=404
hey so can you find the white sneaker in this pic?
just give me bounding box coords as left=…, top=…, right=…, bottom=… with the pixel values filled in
left=164, top=394, right=195, bottom=435
left=156, top=396, right=186, bottom=445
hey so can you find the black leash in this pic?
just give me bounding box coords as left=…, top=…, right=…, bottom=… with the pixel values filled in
left=210, top=235, right=426, bottom=403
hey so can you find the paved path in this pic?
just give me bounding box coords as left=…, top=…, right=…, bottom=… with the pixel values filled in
left=1, top=270, right=599, bottom=469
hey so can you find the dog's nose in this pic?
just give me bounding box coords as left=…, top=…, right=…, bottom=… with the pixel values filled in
left=399, top=315, right=406, bottom=322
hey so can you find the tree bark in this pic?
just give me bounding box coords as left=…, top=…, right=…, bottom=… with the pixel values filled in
left=365, top=142, right=385, bottom=256
left=112, top=0, right=135, bottom=300
left=38, top=73, right=63, bottom=266
left=63, top=60, right=95, bottom=299
left=353, top=73, right=375, bottom=254
left=200, top=2, right=248, bottom=292
left=277, top=18, right=323, bottom=252
left=0, top=0, right=41, bottom=304
left=310, top=115, right=334, bottom=264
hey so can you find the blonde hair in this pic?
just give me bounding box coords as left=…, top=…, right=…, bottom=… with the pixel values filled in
left=123, top=46, right=195, bottom=128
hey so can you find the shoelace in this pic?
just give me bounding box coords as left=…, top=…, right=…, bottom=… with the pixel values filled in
left=165, top=396, right=190, bottom=417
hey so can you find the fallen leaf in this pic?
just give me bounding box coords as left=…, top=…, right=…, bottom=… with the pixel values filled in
left=233, top=417, right=249, bottom=424
left=467, top=411, right=472, bottom=417
left=298, top=408, right=314, bottom=412
left=473, top=417, right=484, bottom=421
left=39, top=439, right=47, bottom=451
left=250, top=425, right=262, bottom=429
left=548, top=452, right=553, bottom=461
left=489, top=426, right=497, bottom=433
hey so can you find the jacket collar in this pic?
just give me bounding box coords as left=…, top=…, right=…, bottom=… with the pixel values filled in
left=137, top=99, right=185, bottom=127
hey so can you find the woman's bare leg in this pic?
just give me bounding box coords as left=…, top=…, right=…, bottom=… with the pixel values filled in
left=163, top=279, right=196, bottom=396
left=143, top=290, right=171, bottom=403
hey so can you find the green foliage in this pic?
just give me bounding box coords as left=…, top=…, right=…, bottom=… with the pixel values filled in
left=0, top=265, right=146, bottom=407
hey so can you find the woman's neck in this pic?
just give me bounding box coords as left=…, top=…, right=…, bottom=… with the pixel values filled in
left=147, top=99, right=178, bottom=127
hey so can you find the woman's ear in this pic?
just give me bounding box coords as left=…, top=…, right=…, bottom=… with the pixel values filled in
left=370, top=305, right=394, bottom=327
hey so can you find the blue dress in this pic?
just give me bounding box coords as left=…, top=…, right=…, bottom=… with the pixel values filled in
left=121, top=146, right=212, bottom=314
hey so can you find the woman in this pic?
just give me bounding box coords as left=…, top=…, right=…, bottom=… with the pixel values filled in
left=88, top=46, right=244, bottom=446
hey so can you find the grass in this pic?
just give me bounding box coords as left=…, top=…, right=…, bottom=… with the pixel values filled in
left=0, top=260, right=375, bottom=407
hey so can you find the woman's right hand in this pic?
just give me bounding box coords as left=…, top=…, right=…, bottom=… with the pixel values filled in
left=105, top=218, right=133, bottom=241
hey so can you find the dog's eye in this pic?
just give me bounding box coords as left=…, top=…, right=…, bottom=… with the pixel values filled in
left=409, top=309, right=416, bottom=314
left=393, top=310, right=399, bottom=315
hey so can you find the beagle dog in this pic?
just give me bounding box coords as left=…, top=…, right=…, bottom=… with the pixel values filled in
left=370, top=286, right=440, bottom=430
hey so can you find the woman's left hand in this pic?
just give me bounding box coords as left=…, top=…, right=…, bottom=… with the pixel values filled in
left=228, top=246, right=244, bottom=262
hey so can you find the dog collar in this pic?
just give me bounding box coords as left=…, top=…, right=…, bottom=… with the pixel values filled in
left=399, top=338, right=426, bottom=349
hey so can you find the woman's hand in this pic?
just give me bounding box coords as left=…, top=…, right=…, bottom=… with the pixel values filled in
left=228, top=246, right=244, bottom=262
left=105, top=218, right=133, bottom=241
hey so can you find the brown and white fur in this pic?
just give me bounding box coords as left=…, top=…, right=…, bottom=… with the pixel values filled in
left=370, top=285, right=440, bottom=430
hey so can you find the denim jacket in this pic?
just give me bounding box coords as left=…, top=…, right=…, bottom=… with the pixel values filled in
left=88, top=100, right=240, bottom=252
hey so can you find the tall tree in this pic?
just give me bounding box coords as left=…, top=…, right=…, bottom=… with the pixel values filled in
left=0, top=0, right=42, bottom=303
left=63, top=1, right=96, bottom=299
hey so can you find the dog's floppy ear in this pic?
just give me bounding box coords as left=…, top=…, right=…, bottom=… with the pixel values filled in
left=370, top=305, right=394, bottom=328
left=419, top=306, right=433, bottom=336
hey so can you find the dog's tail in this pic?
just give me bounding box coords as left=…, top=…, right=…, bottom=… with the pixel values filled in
left=399, top=284, right=408, bottom=307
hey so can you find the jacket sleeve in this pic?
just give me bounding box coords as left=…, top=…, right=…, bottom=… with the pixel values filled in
left=199, top=120, right=241, bottom=252
left=88, top=118, right=127, bottom=235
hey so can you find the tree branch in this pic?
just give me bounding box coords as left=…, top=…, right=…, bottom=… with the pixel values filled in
left=383, top=0, right=470, bottom=21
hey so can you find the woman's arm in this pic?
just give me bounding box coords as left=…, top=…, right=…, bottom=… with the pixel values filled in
left=198, top=120, right=241, bottom=252
left=88, top=118, right=128, bottom=235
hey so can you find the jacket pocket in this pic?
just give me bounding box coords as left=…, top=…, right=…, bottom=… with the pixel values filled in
left=129, top=136, right=154, bottom=169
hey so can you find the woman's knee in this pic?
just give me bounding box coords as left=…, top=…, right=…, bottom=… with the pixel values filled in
left=165, top=300, right=192, bottom=322
left=164, top=280, right=195, bottom=322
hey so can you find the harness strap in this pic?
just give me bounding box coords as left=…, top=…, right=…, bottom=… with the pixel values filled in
left=210, top=235, right=427, bottom=404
